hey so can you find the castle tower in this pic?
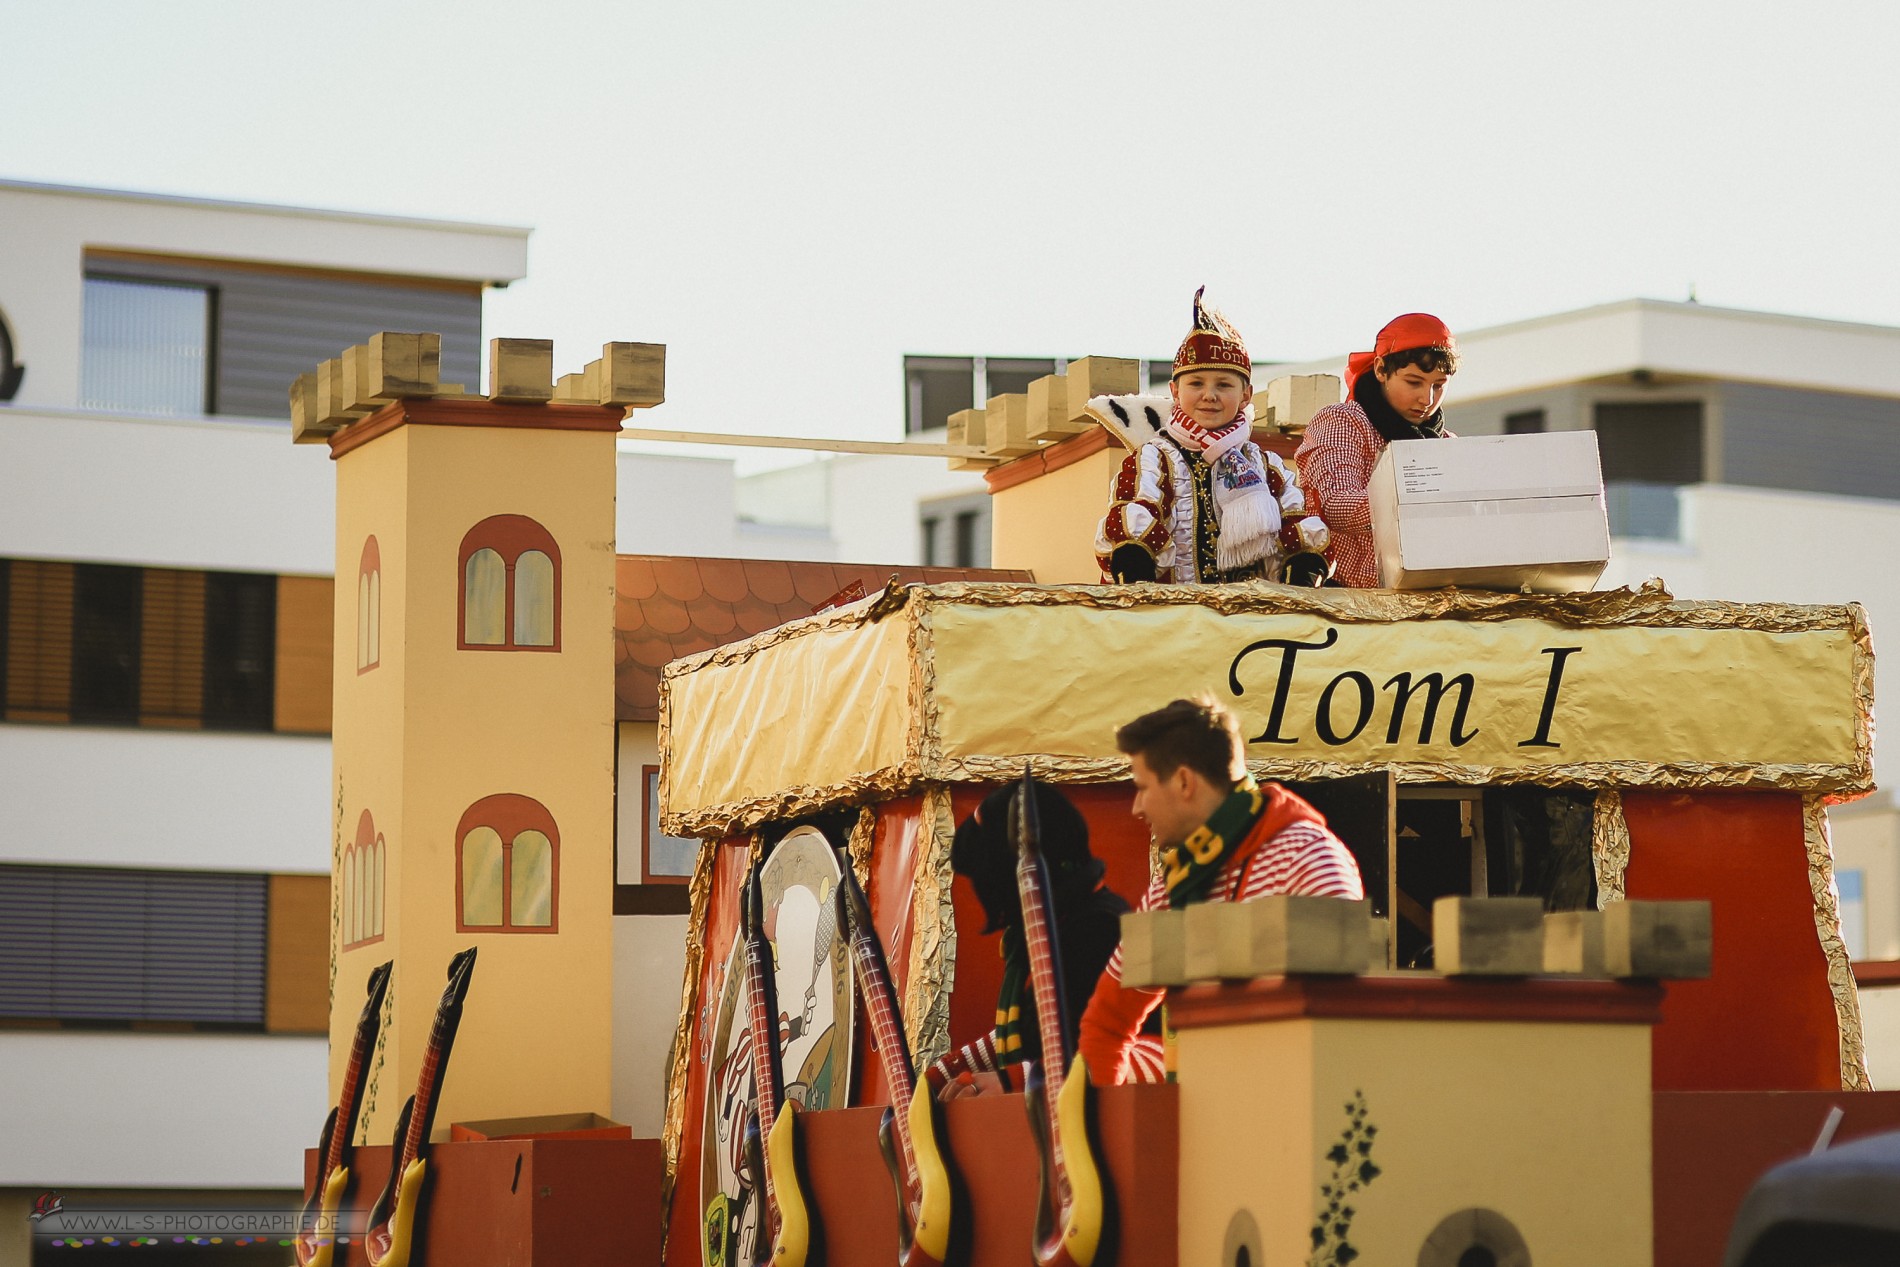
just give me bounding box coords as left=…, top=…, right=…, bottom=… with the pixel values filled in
left=303, top=335, right=661, bottom=1143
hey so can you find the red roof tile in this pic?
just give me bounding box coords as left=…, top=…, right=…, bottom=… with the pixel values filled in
left=652, top=557, right=705, bottom=602
left=613, top=554, right=1034, bottom=721
left=699, top=557, right=750, bottom=604
left=616, top=557, right=660, bottom=600
left=741, top=558, right=798, bottom=606
left=644, top=592, right=692, bottom=637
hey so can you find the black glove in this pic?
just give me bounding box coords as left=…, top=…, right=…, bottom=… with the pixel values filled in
left=1282, top=551, right=1331, bottom=588
left=1109, top=544, right=1158, bottom=583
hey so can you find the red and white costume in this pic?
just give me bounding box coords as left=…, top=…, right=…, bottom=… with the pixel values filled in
left=1092, top=397, right=1325, bottom=584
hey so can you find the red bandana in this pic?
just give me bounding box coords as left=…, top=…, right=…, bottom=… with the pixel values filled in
left=1346, top=312, right=1455, bottom=389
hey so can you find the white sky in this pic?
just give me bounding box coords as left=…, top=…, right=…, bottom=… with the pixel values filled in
left=6, top=0, right=1898, bottom=450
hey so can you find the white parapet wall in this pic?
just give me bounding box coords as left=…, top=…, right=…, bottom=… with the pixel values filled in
left=0, top=406, right=337, bottom=575
left=0, top=1030, right=328, bottom=1188
left=0, top=725, right=331, bottom=874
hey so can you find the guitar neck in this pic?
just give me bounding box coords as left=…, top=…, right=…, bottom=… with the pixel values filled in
left=1018, top=885, right=1070, bottom=1106
left=850, top=926, right=918, bottom=1176
left=323, top=1029, right=375, bottom=1172
left=743, top=942, right=782, bottom=1146
left=399, top=975, right=467, bottom=1166
left=322, top=971, right=389, bottom=1173
left=1014, top=789, right=1076, bottom=1200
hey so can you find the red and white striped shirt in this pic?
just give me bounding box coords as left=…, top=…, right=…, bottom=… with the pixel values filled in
left=1079, top=811, right=1363, bottom=1083
left=1104, top=820, right=1363, bottom=983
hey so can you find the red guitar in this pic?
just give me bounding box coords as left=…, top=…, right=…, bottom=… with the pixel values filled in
left=295, top=960, right=392, bottom=1267
left=1011, top=772, right=1112, bottom=1267
left=741, top=863, right=817, bottom=1267
left=836, top=854, right=962, bottom=1267
left=363, top=947, right=477, bottom=1267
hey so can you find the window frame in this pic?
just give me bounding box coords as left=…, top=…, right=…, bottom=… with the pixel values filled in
left=341, top=809, right=385, bottom=951
left=639, top=765, right=697, bottom=885
left=357, top=536, right=381, bottom=674
left=455, top=793, right=561, bottom=933
left=456, top=516, right=562, bottom=653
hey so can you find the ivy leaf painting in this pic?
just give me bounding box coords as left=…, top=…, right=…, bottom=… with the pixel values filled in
left=1308, top=1091, right=1382, bottom=1267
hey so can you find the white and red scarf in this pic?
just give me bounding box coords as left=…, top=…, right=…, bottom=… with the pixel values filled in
left=1164, top=407, right=1281, bottom=572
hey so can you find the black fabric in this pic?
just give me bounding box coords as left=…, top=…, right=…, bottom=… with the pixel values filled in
left=951, top=781, right=1133, bottom=1052
left=1158, top=432, right=1224, bottom=582
left=1352, top=366, right=1447, bottom=444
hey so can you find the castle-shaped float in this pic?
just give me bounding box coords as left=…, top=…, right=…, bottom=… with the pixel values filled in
left=289, top=334, right=1885, bottom=1267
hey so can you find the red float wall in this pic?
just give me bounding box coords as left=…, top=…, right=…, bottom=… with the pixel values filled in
left=1622, top=789, right=1838, bottom=1091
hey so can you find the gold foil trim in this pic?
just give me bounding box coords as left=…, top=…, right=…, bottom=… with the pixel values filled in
left=901, top=786, right=958, bottom=1071
left=659, top=581, right=1874, bottom=837
left=1848, top=603, right=1876, bottom=805
left=662, top=757, right=1872, bottom=841
left=1593, top=789, right=1629, bottom=908
left=1804, top=798, right=1872, bottom=1091
left=658, top=835, right=722, bottom=1248
left=848, top=805, right=876, bottom=892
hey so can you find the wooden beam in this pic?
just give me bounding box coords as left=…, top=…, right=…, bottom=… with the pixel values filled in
left=618, top=425, right=988, bottom=459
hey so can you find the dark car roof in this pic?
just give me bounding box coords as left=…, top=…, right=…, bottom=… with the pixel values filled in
left=1725, top=1129, right=1900, bottom=1267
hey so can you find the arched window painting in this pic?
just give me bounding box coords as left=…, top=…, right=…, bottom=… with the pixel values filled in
left=457, top=794, right=560, bottom=933
left=341, top=809, right=386, bottom=950
left=457, top=516, right=560, bottom=652
left=357, top=536, right=381, bottom=672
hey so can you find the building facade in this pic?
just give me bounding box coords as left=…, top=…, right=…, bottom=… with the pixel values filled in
left=0, top=179, right=527, bottom=1260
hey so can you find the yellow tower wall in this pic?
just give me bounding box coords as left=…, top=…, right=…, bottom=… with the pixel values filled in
left=1174, top=989, right=1654, bottom=1267
left=987, top=440, right=1121, bottom=582
left=330, top=408, right=618, bottom=1144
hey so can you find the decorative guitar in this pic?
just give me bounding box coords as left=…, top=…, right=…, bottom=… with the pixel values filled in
left=835, top=853, right=962, bottom=1267
left=741, top=863, right=817, bottom=1267
left=295, top=960, right=393, bottom=1267
left=1011, top=771, right=1112, bottom=1267
left=363, top=947, right=478, bottom=1267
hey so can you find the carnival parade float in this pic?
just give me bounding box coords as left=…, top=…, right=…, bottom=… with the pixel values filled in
left=286, top=336, right=1890, bottom=1267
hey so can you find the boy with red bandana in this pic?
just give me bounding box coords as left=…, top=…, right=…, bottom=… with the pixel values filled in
left=1296, top=313, right=1461, bottom=588
left=1095, top=289, right=1306, bottom=584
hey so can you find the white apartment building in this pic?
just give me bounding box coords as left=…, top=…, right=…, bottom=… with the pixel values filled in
left=0, top=180, right=530, bottom=1262
left=0, top=180, right=961, bottom=1264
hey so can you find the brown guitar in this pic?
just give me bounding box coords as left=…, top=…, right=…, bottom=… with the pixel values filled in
left=835, top=853, right=963, bottom=1267
left=1011, top=771, right=1113, bottom=1267
left=363, top=947, right=477, bottom=1267
left=295, top=960, right=392, bottom=1267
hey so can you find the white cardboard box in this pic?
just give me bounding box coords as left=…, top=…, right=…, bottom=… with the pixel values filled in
left=1368, top=431, right=1610, bottom=592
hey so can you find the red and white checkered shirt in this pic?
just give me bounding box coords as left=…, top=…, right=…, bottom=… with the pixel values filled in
left=1295, top=401, right=1456, bottom=588
left=1294, top=401, right=1385, bottom=588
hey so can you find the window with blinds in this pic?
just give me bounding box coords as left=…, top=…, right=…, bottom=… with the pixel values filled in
left=80, top=276, right=214, bottom=417
left=2, top=558, right=285, bottom=731
left=0, top=864, right=267, bottom=1026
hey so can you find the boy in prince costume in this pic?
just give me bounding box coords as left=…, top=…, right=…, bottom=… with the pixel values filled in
left=1094, top=289, right=1329, bottom=584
